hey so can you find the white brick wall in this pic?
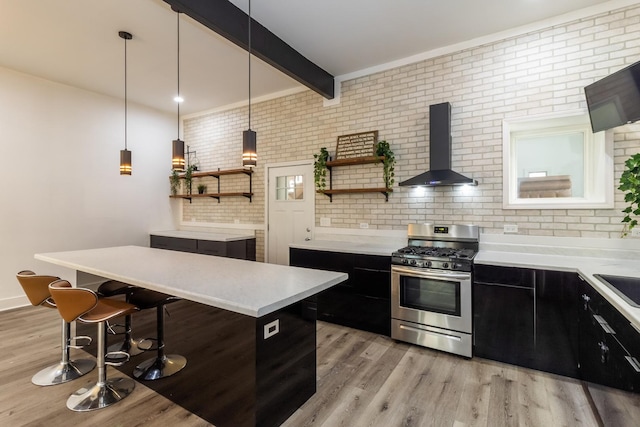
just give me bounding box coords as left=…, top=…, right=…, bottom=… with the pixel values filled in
left=182, top=4, right=640, bottom=257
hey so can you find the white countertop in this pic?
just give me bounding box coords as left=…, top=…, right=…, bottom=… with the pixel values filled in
left=151, top=230, right=255, bottom=242
left=290, top=235, right=640, bottom=330
left=290, top=240, right=399, bottom=257
left=475, top=250, right=640, bottom=331
left=35, top=246, right=347, bottom=317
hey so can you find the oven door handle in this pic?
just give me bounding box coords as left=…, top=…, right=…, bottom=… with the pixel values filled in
left=391, top=266, right=471, bottom=281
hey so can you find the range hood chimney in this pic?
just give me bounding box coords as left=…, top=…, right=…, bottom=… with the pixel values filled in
left=399, top=102, right=477, bottom=187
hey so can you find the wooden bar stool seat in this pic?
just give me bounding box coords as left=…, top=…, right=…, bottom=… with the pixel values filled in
left=16, top=270, right=95, bottom=386
left=48, top=279, right=138, bottom=411
left=97, top=280, right=143, bottom=358
left=129, top=288, right=186, bottom=380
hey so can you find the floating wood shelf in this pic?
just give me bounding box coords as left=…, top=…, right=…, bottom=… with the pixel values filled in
left=318, top=188, right=392, bottom=202
left=191, top=168, right=253, bottom=178
left=325, top=156, right=385, bottom=168
left=320, top=156, right=391, bottom=202
left=170, top=168, right=253, bottom=203
left=171, top=192, right=254, bottom=202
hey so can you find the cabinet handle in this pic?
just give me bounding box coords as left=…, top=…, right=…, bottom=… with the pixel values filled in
left=625, top=356, right=640, bottom=373
left=599, top=341, right=609, bottom=364
left=592, top=314, right=616, bottom=335
left=581, top=293, right=590, bottom=310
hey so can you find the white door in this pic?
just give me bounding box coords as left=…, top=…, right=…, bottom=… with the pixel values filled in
left=267, top=163, right=314, bottom=265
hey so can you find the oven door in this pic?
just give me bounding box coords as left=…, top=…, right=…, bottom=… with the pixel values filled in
left=391, top=265, right=472, bottom=333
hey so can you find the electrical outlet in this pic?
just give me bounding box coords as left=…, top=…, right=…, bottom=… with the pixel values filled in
left=320, top=217, right=331, bottom=227
left=504, top=224, right=518, bottom=233
left=359, top=222, right=369, bottom=229
left=631, top=227, right=640, bottom=237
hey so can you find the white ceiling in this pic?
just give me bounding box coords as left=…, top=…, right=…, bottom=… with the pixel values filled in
left=0, top=0, right=630, bottom=116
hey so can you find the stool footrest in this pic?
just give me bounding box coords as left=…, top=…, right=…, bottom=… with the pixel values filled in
left=104, top=351, right=130, bottom=366
left=106, top=322, right=126, bottom=336
left=69, top=335, right=92, bottom=349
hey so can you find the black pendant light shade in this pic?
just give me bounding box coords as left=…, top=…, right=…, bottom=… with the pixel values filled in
left=119, top=30, right=133, bottom=175
left=120, top=149, right=132, bottom=175
left=242, top=130, right=257, bottom=167
left=172, top=138, right=185, bottom=170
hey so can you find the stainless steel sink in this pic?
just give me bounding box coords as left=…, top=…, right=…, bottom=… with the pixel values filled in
left=593, top=274, right=640, bottom=307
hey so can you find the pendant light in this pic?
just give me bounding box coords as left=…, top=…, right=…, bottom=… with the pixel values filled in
left=119, top=31, right=133, bottom=175
left=172, top=9, right=186, bottom=171
left=242, top=0, right=257, bottom=167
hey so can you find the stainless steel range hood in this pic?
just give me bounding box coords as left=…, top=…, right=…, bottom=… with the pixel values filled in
left=399, top=102, right=477, bottom=187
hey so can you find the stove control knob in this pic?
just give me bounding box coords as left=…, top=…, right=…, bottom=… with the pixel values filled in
left=424, top=261, right=432, bottom=268
left=453, top=263, right=462, bottom=270
left=442, top=262, right=449, bottom=269
left=410, top=259, right=417, bottom=266
left=402, top=259, right=409, bottom=265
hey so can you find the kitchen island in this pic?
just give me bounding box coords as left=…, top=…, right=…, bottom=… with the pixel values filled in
left=35, top=246, right=348, bottom=427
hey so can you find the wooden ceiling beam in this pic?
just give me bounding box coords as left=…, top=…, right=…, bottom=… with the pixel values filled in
left=163, top=0, right=335, bottom=99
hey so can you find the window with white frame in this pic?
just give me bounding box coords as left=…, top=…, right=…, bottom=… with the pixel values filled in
left=502, top=111, right=613, bottom=209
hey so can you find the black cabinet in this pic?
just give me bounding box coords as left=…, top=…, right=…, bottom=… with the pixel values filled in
left=473, top=265, right=579, bottom=378
left=289, top=248, right=391, bottom=336
left=579, top=276, right=640, bottom=392
left=150, top=235, right=256, bottom=261
left=473, top=265, right=535, bottom=367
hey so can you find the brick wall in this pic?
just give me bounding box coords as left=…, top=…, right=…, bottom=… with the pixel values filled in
left=182, top=4, right=640, bottom=259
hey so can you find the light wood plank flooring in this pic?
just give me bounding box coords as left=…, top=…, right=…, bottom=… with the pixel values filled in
left=1, top=306, right=638, bottom=426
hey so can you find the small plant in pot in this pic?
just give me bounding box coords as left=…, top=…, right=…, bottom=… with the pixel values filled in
left=375, top=140, right=396, bottom=189
left=184, top=164, right=195, bottom=195
left=619, top=152, right=640, bottom=237
left=170, top=169, right=181, bottom=196
left=197, top=184, right=207, bottom=195
left=313, top=147, right=330, bottom=192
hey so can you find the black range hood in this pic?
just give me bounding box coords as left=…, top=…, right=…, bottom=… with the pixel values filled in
left=399, top=102, right=477, bottom=187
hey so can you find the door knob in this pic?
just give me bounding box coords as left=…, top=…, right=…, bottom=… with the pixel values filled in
left=305, top=237, right=311, bottom=241
left=306, top=228, right=311, bottom=232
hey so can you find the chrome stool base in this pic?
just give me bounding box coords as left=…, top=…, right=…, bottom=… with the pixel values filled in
left=133, top=354, right=186, bottom=380
left=66, top=377, right=135, bottom=411
left=31, top=358, right=96, bottom=386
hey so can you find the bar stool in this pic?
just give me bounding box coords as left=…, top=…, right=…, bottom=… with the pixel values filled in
left=48, top=279, right=138, bottom=411
left=16, top=270, right=95, bottom=386
left=96, top=280, right=143, bottom=358
left=129, top=288, right=186, bottom=380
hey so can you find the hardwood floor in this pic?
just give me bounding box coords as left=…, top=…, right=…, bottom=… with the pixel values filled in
left=1, top=306, right=638, bottom=426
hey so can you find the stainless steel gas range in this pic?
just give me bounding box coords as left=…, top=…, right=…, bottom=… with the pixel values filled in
left=391, top=223, right=479, bottom=358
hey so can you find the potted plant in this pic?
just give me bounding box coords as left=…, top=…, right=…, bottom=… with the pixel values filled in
left=184, top=164, right=195, bottom=195
left=619, top=152, right=640, bottom=237
left=170, top=169, right=180, bottom=196
left=197, top=184, right=207, bottom=195
left=313, top=147, right=330, bottom=192
left=375, top=140, right=396, bottom=189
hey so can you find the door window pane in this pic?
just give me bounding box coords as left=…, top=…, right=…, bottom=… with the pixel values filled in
left=275, top=175, right=304, bottom=201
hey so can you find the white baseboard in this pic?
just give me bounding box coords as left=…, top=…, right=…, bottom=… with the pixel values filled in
left=0, top=295, right=29, bottom=312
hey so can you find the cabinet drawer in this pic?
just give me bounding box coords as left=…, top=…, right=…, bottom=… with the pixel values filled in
left=197, top=240, right=227, bottom=257
left=474, top=264, right=535, bottom=288
left=150, top=235, right=198, bottom=253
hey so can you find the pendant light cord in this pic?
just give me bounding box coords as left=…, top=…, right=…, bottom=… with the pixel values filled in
left=177, top=11, right=181, bottom=137
left=248, top=0, right=251, bottom=130
left=124, top=35, right=128, bottom=150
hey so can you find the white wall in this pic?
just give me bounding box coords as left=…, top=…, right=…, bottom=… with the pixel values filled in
left=0, top=66, right=177, bottom=310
